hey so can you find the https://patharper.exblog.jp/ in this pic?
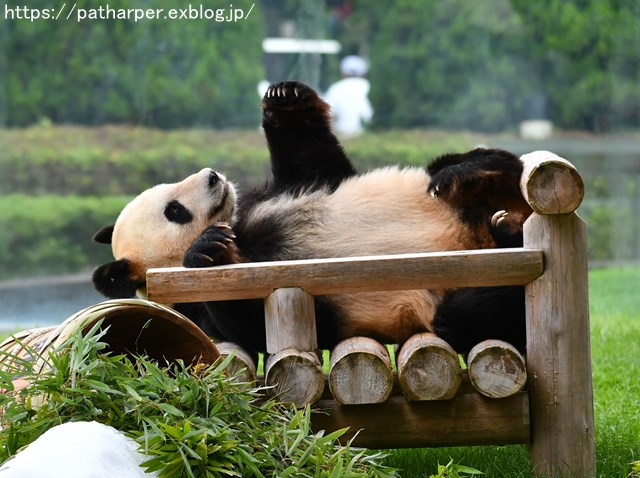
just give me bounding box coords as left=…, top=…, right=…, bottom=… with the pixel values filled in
left=3, top=3, right=256, bottom=23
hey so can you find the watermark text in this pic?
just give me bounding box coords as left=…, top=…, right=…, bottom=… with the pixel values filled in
left=3, top=3, right=255, bottom=23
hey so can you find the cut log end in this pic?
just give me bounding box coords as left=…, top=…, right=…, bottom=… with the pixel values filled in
left=397, top=333, right=462, bottom=401
left=520, top=151, right=585, bottom=215
left=329, top=337, right=393, bottom=405
left=215, top=342, right=257, bottom=383
left=467, top=340, right=527, bottom=398
left=265, top=349, right=324, bottom=406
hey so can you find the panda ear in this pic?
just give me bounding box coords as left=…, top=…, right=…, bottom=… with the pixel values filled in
left=92, top=259, right=144, bottom=299
left=93, top=225, right=115, bottom=244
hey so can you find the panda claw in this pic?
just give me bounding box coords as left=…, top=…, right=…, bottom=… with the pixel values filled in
left=213, top=241, right=228, bottom=250
left=198, top=253, right=215, bottom=264
left=491, top=210, right=509, bottom=227
left=294, top=87, right=299, bottom=97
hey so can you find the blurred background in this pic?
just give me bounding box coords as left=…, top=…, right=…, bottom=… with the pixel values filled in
left=1, top=0, right=639, bottom=329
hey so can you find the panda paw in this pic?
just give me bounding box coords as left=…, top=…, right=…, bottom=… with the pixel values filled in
left=426, top=166, right=464, bottom=204
left=489, top=210, right=524, bottom=248
left=183, top=223, right=240, bottom=268
left=262, top=81, right=329, bottom=128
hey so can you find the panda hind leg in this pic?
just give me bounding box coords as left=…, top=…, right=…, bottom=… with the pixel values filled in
left=432, top=286, right=526, bottom=354
left=490, top=210, right=525, bottom=248
left=261, top=80, right=356, bottom=192
left=426, top=148, right=524, bottom=208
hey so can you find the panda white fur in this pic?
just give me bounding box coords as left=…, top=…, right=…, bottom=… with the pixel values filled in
left=94, top=81, right=531, bottom=353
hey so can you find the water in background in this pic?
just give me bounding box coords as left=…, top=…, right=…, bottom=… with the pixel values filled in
left=0, top=275, right=104, bottom=333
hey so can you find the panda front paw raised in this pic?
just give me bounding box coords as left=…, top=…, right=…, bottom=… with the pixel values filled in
left=183, top=223, right=240, bottom=268
left=261, top=81, right=329, bottom=128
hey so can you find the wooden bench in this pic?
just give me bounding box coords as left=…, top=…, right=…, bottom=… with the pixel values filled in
left=146, top=151, right=595, bottom=478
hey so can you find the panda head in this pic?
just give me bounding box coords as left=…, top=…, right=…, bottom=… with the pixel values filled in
left=92, top=168, right=236, bottom=299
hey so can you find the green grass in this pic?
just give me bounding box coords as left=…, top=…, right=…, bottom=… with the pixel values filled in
left=384, top=266, right=640, bottom=477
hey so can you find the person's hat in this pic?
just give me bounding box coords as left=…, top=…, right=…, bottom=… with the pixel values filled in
left=340, top=55, right=369, bottom=76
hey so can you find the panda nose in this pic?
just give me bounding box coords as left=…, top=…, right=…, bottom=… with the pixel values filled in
left=208, top=171, right=220, bottom=188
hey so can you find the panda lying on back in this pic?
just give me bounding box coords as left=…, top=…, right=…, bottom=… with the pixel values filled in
left=93, top=81, right=532, bottom=354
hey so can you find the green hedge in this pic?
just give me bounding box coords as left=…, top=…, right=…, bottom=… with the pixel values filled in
left=0, top=126, right=271, bottom=195
left=0, top=126, right=484, bottom=195
left=0, top=195, right=130, bottom=280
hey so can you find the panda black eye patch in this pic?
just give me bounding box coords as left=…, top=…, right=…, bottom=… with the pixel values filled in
left=164, top=200, right=193, bottom=224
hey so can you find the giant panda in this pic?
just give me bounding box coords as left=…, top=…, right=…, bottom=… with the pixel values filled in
left=93, top=81, right=532, bottom=354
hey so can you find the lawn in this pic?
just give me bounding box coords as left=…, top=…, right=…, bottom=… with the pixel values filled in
left=384, top=266, right=640, bottom=477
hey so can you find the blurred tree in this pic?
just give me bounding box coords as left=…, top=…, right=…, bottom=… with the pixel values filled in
left=2, top=0, right=264, bottom=128
left=3, top=0, right=640, bottom=132
left=335, top=0, right=640, bottom=132
left=511, top=0, right=640, bottom=131
left=348, top=0, right=532, bottom=131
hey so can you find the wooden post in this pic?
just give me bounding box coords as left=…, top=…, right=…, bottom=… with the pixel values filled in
left=263, top=287, right=324, bottom=406
left=521, top=151, right=595, bottom=477
left=264, top=287, right=317, bottom=354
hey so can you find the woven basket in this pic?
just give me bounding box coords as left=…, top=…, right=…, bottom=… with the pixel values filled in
left=0, top=299, right=220, bottom=378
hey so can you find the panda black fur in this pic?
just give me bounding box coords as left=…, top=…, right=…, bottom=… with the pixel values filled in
left=93, top=81, right=532, bottom=354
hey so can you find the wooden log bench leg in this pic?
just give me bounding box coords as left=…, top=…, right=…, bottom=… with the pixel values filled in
left=521, top=152, right=595, bottom=477
left=215, top=342, right=258, bottom=383
left=263, top=287, right=324, bottom=406
left=524, top=212, right=595, bottom=477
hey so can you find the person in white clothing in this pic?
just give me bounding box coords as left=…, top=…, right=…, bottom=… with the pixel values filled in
left=324, top=55, right=373, bottom=138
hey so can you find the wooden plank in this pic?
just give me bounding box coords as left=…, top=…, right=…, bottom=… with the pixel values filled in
left=311, top=390, right=530, bottom=449
left=524, top=213, right=595, bottom=477
left=147, top=248, right=543, bottom=304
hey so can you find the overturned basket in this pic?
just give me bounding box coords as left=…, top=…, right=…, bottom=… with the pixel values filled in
left=0, top=299, right=220, bottom=378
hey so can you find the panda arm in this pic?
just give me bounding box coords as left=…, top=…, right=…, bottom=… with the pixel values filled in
left=261, top=81, right=356, bottom=193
